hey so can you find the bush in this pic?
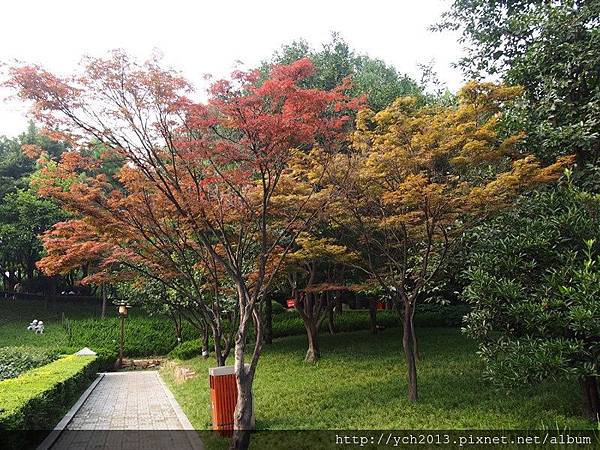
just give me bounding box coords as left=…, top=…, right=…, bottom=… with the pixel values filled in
left=271, top=301, right=287, bottom=315
left=170, top=304, right=470, bottom=360
left=0, top=347, right=60, bottom=381
left=169, top=339, right=202, bottom=360
left=62, top=316, right=196, bottom=357
left=414, top=303, right=471, bottom=327
left=0, top=355, right=98, bottom=432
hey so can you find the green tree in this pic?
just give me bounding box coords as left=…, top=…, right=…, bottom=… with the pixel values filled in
left=0, top=121, right=67, bottom=199
left=261, top=33, right=424, bottom=111
left=438, top=0, right=600, bottom=164
left=0, top=189, right=65, bottom=290
left=0, top=122, right=68, bottom=290
left=463, top=177, right=600, bottom=420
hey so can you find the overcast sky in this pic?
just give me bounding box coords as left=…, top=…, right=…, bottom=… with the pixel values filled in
left=0, top=0, right=465, bottom=138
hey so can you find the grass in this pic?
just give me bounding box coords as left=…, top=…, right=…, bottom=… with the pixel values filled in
left=162, top=327, right=597, bottom=435
left=0, top=298, right=197, bottom=357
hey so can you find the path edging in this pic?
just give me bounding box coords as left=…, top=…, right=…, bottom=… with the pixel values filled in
left=37, top=373, right=104, bottom=450
left=156, top=371, right=204, bottom=450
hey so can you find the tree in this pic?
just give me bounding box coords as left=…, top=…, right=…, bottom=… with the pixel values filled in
left=35, top=186, right=238, bottom=366
left=0, top=121, right=67, bottom=199
left=261, top=33, right=424, bottom=111
left=8, top=51, right=359, bottom=448
left=329, top=82, right=573, bottom=402
left=285, top=232, right=356, bottom=362
left=463, top=178, right=600, bottom=420
left=437, top=0, right=600, bottom=164
left=0, top=189, right=65, bottom=290
left=0, top=123, right=68, bottom=292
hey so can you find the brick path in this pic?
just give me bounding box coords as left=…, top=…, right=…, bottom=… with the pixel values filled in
left=44, top=371, right=203, bottom=450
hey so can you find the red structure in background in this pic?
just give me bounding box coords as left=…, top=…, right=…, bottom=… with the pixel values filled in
left=286, top=298, right=296, bottom=308
left=376, top=301, right=386, bottom=310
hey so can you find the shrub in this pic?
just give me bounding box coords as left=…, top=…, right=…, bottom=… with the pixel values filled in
left=0, top=355, right=98, bottom=432
left=414, top=303, right=471, bottom=327
left=63, top=316, right=196, bottom=357
left=0, top=347, right=60, bottom=381
left=169, top=339, right=202, bottom=360
left=271, top=301, right=287, bottom=315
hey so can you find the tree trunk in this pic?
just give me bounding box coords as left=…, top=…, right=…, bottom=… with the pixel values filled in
left=213, top=327, right=225, bottom=366
left=264, top=296, right=273, bottom=344
left=336, top=295, right=342, bottom=315
left=26, top=257, right=35, bottom=282
left=368, top=298, right=378, bottom=335
left=402, top=300, right=418, bottom=402
left=327, top=293, right=336, bottom=335
left=101, top=285, right=107, bottom=319
left=231, top=307, right=257, bottom=450
left=580, top=375, right=600, bottom=420
left=304, top=320, right=320, bottom=363
left=231, top=371, right=253, bottom=450
left=202, top=327, right=210, bottom=359
left=173, top=312, right=182, bottom=342
left=411, top=303, right=419, bottom=360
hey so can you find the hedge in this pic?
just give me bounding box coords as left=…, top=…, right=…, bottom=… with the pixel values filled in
left=0, top=355, right=98, bottom=431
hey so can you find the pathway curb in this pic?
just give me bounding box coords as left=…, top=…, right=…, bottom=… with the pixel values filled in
left=37, top=373, right=105, bottom=450
left=156, top=371, right=204, bottom=450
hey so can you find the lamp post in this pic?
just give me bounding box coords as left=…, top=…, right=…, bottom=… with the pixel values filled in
left=116, top=302, right=130, bottom=368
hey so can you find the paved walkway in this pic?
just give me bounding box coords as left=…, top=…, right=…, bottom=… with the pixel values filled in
left=41, top=371, right=203, bottom=450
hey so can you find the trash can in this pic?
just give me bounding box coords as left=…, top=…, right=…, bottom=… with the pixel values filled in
left=209, top=364, right=254, bottom=435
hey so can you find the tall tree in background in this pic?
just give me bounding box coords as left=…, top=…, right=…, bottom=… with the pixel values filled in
left=0, top=123, right=67, bottom=291
left=438, top=0, right=600, bottom=164
left=0, top=189, right=65, bottom=290
left=261, top=33, right=424, bottom=111
left=330, top=82, right=573, bottom=402
left=0, top=121, right=67, bottom=199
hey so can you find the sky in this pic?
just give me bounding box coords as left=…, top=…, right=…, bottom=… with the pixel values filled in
left=0, top=0, right=465, bottom=138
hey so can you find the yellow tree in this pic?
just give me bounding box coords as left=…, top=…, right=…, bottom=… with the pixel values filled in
left=331, top=82, right=574, bottom=402
left=285, top=232, right=357, bottom=362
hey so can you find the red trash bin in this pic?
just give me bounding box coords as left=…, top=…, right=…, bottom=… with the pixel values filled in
left=209, top=364, right=254, bottom=435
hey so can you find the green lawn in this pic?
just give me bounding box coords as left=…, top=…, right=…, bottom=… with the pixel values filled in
left=162, top=327, right=596, bottom=433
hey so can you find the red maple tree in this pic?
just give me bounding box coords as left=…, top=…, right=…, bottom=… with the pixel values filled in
left=8, top=51, right=360, bottom=446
